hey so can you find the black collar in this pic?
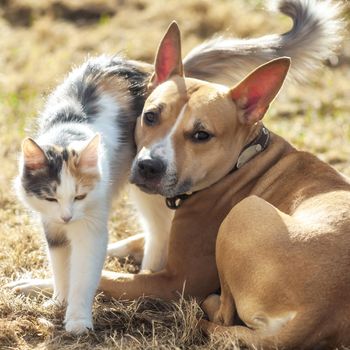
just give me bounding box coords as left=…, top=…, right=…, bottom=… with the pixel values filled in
left=165, top=126, right=270, bottom=210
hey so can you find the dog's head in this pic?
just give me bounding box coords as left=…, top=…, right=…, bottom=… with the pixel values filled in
left=130, top=22, right=290, bottom=197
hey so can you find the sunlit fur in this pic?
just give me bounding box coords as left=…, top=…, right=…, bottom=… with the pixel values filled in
left=13, top=55, right=150, bottom=334
left=17, top=142, right=102, bottom=225
left=10, top=0, right=344, bottom=335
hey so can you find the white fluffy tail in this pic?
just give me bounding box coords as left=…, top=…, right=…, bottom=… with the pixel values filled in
left=184, top=0, right=345, bottom=85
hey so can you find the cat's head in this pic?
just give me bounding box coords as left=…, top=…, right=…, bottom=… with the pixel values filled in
left=16, top=134, right=102, bottom=224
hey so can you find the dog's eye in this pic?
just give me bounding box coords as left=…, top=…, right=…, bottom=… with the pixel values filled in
left=74, top=194, right=87, bottom=201
left=192, top=131, right=212, bottom=142
left=45, top=197, right=57, bottom=202
left=143, top=111, right=158, bottom=126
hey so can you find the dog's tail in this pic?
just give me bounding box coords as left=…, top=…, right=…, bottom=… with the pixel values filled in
left=183, top=0, right=345, bottom=85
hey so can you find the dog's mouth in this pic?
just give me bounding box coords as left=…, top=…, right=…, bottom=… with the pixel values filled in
left=162, top=178, right=192, bottom=198
left=135, top=182, right=161, bottom=195
left=131, top=175, right=192, bottom=198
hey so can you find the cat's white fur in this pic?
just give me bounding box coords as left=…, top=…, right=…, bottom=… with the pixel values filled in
left=9, top=56, right=173, bottom=334
left=13, top=92, right=116, bottom=334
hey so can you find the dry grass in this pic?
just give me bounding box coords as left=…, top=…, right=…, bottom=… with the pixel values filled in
left=0, top=0, right=350, bottom=349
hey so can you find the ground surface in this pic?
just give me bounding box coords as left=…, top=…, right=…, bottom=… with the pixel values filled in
left=0, top=0, right=350, bottom=349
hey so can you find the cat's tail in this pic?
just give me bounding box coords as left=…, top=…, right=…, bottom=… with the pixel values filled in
left=183, top=0, right=345, bottom=85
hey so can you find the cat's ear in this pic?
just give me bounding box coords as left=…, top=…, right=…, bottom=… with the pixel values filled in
left=230, top=57, right=290, bottom=125
left=149, top=21, right=183, bottom=89
left=78, top=134, right=100, bottom=171
left=22, top=138, right=47, bottom=170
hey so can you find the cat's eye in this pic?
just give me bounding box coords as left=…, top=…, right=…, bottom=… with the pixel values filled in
left=45, top=197, right=57, bottom=202
left=74, top=194, right=87, bottom=201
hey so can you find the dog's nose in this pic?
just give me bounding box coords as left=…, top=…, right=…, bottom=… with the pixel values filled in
left=138, top=158, right=165, bottom=180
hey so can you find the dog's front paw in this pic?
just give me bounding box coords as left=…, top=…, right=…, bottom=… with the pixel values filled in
left=5, top=278, right=53, bottom=297
left=64, top=317, right=93, bottom=334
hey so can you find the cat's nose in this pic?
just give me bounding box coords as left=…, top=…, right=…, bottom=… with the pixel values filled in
left=61, top=215, right=72, bottom=223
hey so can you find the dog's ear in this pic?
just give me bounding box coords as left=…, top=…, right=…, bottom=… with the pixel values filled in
left=230, top=57, right=290, bottom=125
left=149, top=21, right=183, bottom=88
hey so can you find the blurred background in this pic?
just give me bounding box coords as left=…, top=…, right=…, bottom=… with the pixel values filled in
left=0, top=0, right=349, bottom=348
left=0, top=0, right=349, bottom=180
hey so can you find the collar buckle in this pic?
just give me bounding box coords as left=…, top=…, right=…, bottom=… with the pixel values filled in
left=236, top=127, right=269, bottom=169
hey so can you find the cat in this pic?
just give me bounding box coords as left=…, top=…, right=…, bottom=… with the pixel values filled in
left=9, top=0, right=343, bottom=334
left=13, top=56, right=151, bottom=334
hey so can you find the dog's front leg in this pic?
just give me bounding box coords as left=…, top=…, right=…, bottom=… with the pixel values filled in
left=65, top=219, right=108, bottom=334
left=99, top=269, right=185, bottom=301
left=129, top=186, right=174, bottom=272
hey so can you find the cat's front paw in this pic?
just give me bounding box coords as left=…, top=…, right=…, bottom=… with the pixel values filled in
left=65, top=317, right=93, bottom=334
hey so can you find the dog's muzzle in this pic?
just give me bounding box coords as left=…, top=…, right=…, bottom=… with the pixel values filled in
left=130, top=152, right=192, bottom=197
left=130, top=157, right=168, bottom=194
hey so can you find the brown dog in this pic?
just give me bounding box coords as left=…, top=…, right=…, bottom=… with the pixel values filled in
left=7, top=6, right=347, bottom=345
left=99, top=23, right=350, bottom=348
